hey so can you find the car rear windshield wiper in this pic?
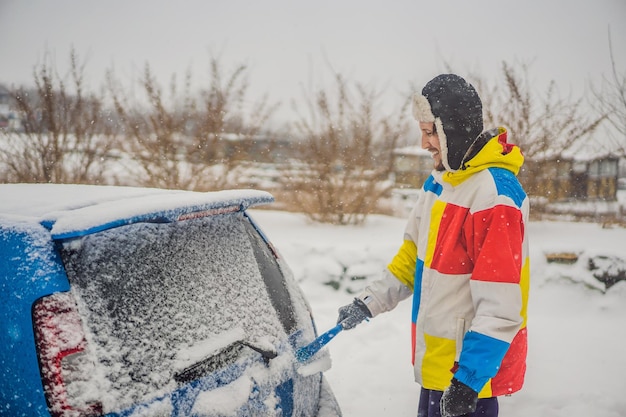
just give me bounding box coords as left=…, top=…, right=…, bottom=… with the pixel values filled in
left=174, top=342, right=244, bottom=384
left=240, top=341, right=277, bottom=365
left=173, top=341, right=278, bottom=384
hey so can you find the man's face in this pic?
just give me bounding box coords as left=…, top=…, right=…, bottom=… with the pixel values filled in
left=420, top=122, right=444, bottom=171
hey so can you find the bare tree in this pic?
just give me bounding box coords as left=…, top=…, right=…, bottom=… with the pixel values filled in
left=280, top=73, right=411, bottom=225
left=0, top=49, right=117, bottom=183
left=471, top=61, right=605, bottom=159
left=592, top=29, right=626, bottom=156
left=468, top=61, right=606, bottom=198
left=108, top=57, right=278, bottom=190
left=108, top=66, right=196, bottom=189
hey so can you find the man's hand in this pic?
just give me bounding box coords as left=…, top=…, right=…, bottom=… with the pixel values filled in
left=440, top=378, right=478, bottom=417
left=336, top=298, right=371, bottom=330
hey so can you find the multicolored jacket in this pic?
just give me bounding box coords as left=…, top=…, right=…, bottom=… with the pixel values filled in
left=359, top=127, right=529, bottom=398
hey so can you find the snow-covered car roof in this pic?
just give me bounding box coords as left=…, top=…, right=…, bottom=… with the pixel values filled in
left=0, top=184, right=274, bottom=239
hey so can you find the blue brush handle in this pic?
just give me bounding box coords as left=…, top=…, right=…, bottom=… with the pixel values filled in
left=295, top=324, right=344, bottom=362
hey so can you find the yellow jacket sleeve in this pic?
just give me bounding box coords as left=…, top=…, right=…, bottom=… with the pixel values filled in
left=387, top=239, right=417, bottom=290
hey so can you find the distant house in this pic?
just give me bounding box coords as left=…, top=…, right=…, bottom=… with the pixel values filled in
left=392, top=146, right=432, bottom=188
left=519, top=152, right=620, bottom=203
left=393, top=142, right=620, bottom=203
left=0, top=85, right=10, bottom=128
left=0, top=84, right=21, bottom=131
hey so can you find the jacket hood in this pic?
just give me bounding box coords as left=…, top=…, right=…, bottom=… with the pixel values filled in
left=413, top=74, right=484, bottom=172
left=439, top=127, right=524, bottom=186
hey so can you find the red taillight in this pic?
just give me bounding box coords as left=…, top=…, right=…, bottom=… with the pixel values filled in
left=33, top=292, right=102, bottom=417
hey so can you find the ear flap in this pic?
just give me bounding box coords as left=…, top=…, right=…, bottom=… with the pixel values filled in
left=434, top=117, right=454, bottom=172
left=412, top=94, right=435, bottom=122
left=414, top=93, right=456, bottom=172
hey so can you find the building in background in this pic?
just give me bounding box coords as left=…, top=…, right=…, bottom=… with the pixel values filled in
left=0, top=85, right=21, bottom=131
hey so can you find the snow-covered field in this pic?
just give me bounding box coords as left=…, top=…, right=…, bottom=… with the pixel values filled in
left=2, top=181, right=624, bottom=416
left=250, top=209, right=626, bottom=417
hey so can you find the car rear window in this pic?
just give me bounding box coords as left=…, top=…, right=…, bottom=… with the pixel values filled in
left=60, top=212, right=292, bottom=411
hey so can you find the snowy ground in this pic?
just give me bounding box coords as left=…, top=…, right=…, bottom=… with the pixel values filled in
left=250, top=209, right=626, bottom=417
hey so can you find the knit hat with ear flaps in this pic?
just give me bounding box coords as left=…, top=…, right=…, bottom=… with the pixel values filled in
left=412, top=74, right=484, bottom=171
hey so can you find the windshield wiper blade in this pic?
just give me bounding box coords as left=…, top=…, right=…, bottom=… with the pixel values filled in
left=241, top=341, right=277, bottom=365
left=173, top=340, right=278, bottom=384
left=174, top=342, right=244, bottom=384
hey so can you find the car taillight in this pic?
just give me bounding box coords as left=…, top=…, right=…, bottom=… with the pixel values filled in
left=33, top=292, right=102, bottom=417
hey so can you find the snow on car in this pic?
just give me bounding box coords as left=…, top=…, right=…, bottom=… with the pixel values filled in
left=0, top=183, right=341, bottom=417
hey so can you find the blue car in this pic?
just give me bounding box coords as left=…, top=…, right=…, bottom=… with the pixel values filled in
left=0, top=184, right=342, bottom=417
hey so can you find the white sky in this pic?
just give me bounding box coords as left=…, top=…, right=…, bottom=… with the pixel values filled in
left=1, top=0, right=625, bottom=123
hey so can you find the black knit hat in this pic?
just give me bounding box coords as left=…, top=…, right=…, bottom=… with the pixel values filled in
left=412, top=74, right=484, bottom=171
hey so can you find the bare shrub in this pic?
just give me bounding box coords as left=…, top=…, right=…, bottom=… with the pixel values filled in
left=107, top=57, right=278, bottom=190
left=281, top=73, right=411, bottom=225
left=592, top=29, right=626, bottom=156
left=472, top=61, right=605, bottom=159
left=468, top=61, right=606, bottom=198
left=0, top=49, right=117, bottom=184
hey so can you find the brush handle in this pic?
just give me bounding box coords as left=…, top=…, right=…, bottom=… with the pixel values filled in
left=295, top=324, right=343, bottom=362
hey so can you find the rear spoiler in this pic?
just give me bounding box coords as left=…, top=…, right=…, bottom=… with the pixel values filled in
left=42, top=190, right=274, bottom=240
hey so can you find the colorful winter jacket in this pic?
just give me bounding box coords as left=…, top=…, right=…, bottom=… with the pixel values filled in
left=359, top=127, right=529, bottom=398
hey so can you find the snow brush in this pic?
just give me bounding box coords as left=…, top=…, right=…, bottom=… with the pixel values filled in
left=295, top=324, right=343, bottom=362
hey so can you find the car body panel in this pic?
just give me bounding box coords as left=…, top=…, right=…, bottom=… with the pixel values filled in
left=0, top=184, right=341, bottom=417
left=0, top=223, right=70, bottom=416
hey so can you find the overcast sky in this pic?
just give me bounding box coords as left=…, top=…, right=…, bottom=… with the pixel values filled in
left=1, top=0, right=625, bottom=124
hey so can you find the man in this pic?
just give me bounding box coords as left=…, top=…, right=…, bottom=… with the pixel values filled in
left=336, top=74, right=529, bottom=417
